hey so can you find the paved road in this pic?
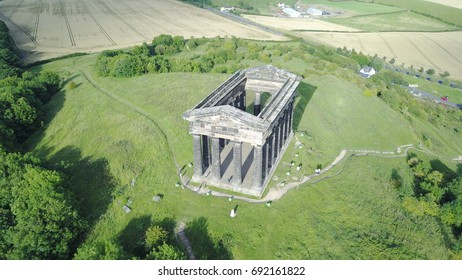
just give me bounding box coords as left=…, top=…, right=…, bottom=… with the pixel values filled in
left=405, top=86, right=462, bottom=109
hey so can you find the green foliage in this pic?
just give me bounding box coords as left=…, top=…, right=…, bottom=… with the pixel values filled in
left=146, top=243, right=185, bottom=260
left=0, top=71, right=62, bottom=148
left=181, top=0, right=212, bottom=8
left=426, top=68, right=435, bottom=75
left=145, top=225, right=168, bottom=250
left=67, top=81, right=77, bottom=90
left=400, top=154, right=462, bottom=257
left=0, top=151, right=85, bottom=259
left=439, top=71, right=450, bottom=78
left=0, top=21, right=20, bottom=79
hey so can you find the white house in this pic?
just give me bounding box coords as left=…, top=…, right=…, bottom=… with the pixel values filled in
left=359, top=66, right=376, bottom=78
left=277, top=3, right=286, bottom=8
left=283, top=7, right=301, bottom=18
left=220, top=6, right=235, bottom=12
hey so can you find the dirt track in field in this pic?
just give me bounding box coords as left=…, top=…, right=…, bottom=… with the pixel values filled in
left=0, top=0, right=287, bottom=63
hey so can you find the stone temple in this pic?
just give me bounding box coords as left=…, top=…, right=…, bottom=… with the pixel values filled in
left=183, top=65, right=302, bottom=197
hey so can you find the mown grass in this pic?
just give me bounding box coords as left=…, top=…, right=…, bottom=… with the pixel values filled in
left=372, top=0, right=462, bottom=27
left=326, top=10, right=461, bottom=32
left=300, top=0, right=404, bottom=15
left=27, top=42, right=461, bottom=259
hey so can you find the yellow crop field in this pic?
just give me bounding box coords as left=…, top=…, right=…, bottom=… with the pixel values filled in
left=0, top=0, right=286, bottom=63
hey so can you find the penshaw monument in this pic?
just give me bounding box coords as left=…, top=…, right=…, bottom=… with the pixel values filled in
left=183, top=65, right=302, bottom=197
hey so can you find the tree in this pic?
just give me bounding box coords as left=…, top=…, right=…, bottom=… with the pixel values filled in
left=146, top=243, right=184, bottom=260
left=6, top=166, right=85, bottom=259
left=145, top=225, right=168, bottom=251
left=439, top=71, right=450, bottom=78
left=426, top=68, right=435, bottom=75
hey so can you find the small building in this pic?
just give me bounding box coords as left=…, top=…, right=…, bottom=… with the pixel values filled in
left=277, top=3, right=286, bottom=8
left=220, top=6, right=235, bottom=12
left=359, top=66, right=376, bottom=78
left=307, top=7, right=323, bottom=16
left=283, top=7, right=301, bottom=18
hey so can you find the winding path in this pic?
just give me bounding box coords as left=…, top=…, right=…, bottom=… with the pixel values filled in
left=182, top=144, right=462, bottom=203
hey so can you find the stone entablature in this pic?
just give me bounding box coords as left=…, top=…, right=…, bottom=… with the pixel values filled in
left=183, top=65, right=302, bottom=196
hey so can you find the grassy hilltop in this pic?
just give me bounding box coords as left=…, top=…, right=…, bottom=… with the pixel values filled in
left=26, top=34, right=462, bottom=259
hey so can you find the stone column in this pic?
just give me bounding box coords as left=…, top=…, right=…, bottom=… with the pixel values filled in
left=254, top=92, right=261, bottom=116
left=284, top=109, right=290, bottom=140
left=240, top=92, right=246, bottom=111
left=273, top=127, right=279, bottom=162
left=232, top=141, right=242, bottom=186
left=281, top=110, right=287, bottom=142
left=288, top=102, right=294, bottom=133
left=252, top=145, right=263, bottom=189
left=192, top=134, right=203, bottom=179
left=202, top=135, right=210, bottom=168
left=211, top=137, right=221, bottom=182
left=267, top=134, right=274, bottom=170
left=278, top=118, right=284, bottom=151
left=262, top=142, right=267, bottom=179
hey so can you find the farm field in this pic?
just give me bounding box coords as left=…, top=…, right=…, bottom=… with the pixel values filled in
left=28, top=51, right=461, bottom=259
left=307, top=31, right=462, bottom=79
left=243, top=15, right=359, bottom=31
left=242, top=14, right=462, bottom=80
left=0, top=0, right=286, bottom=63
left=299, top=0, right=405, bottom=16
left=325, top=11, right=460, bottom=32
left=424, top=0, right=462, bottom=9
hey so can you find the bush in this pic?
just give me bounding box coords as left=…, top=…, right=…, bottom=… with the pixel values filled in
left=67, top=81, right=77, bottom=90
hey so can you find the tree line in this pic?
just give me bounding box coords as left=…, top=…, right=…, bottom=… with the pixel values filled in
left=393, top=155, right=462, bottom=258
left=94, top=34, right=250, bottom=78
left=0, top=21, right=86, bottom=259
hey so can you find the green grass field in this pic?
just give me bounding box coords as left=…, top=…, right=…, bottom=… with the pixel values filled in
left=300, top=0, right=404, bottom=15
left=26, top=38, right=462, bottom=259
left=326, top=10, right=460, bottom=32
left=401, top=75, right=462, bottom=105
left=372, top=0, right=462, bottom=27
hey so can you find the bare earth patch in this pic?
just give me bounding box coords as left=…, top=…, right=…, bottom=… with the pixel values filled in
left=0, top=0, right=286, bottom=63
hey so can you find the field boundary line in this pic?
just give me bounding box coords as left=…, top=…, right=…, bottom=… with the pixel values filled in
left=33, top=0, right=43, bottom=41
left=79, top=0, right=116, bottom=46
left=423, top=34, right=462, bottom=64
left=61, top=0, right=76, bottom=46
left=355, top=34, right=365, bottom=51
left=0, top=14, right=38, bottom=45
left=378, top=34, right=397, bottom=58
left=95, top=0, right=147, bottom=40
left=404, top=35, right=442, bottom=71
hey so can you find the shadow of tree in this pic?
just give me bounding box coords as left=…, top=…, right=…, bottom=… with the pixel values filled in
left=293, top=82, right=316, bottom=131
left=431, top=159, right=458, bottom=181
left=24, top=86, right=66, bottom=152
left=185, top=216, right=233, bottom=260
left=40, top=146, right=119, bottom=228
left=118, top=215, right=152, bottom=259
